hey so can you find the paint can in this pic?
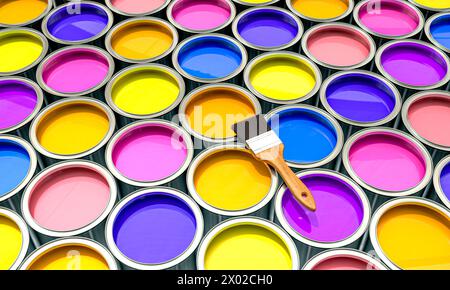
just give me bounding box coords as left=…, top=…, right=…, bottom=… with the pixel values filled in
left=434, top=155, right=450, bottom=208
left=105, top=17, right=178, bottom=66
left=232, top=0, right=280, bottom=7
left=105, top=0, right=170, bottom=18
left=265, top=105, right=344, bottom=169
left=19, top=237, right=118, bottom=270
left=408, top=0, right=450, bottom=13
left=302, top=249, right=388, bottom=270
left=243, top=51, right=322, bottom=108
left=105, top=64, right=185, bottom=124
left=353, top=0, right=424, bottom=42
left=286, top=0, right=354, bottom=24
left=274, top=169, right=370, bottom=264
left=369, top=197, right=450, bottom=270
left=29, top=97, right=116, bottom=166
left=0, top=207, right=30, bottom=270
left=105, top=187, right=204, bottom=270
left=172, top=33, right=247, bottom=86
left=425, top=12, right=450, bottom=54
left=0, top=77, right=44, bottom=138
left=0, top=135, right=37, bottom=206
left=232, top=6, right=303, bottom=55
left=301, top=23, right=376, bottom=77
left=178, top=83, right=261, bottom=146
left=167, top=0, right=236, bottom=35
left=186, top=144, right=278, bottom=228
left=0, top=0, right=52, bottom=28
left=0, top=28, right=48, bottom=78
left=41, top=1, right=114, bottom=47
left=21, top=160, right=117, bottom=244
left=36, top=45, right=115, bottom=99
left=104, top=120, right=194, bottom=195
left=197, top=217, right=299, bottom=270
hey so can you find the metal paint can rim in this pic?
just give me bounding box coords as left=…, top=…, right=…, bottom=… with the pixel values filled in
left=41, top=1, right=114, bottom=45
left=104, top=187, right=204, bottom=270
left=424, top=12, right=450, bottom=54
left=167, top=0, right=237, bottom=34
left=104, top=119, right=194, bottom=187
left=342, top=127, right=434, bottom=196
left=104, top=0, right=171, bottom=17
left=353, top=0, right=425, bottom=40
left=265, top=104, right=344, bottom=169
left=433, top=155, right=450, bottom=209
left=186, top=143, right=278, bottom=216
left=243, top=51, right=322, bottom=105
left=301, top=22, right=376, bottom=70
left=302, top=248, right=389, bottom=270
left=29, top=97, right=116, bottom=160
left=232, top=0, right=281, bottom=6
left=375, top=39, right=450, bottom=90
left=274, top=169, right=371, bottom=249
left=105, top=17, right=179, bottom=64
left=20, top=160, right=118, bottom=238
left=408, top=0, right=450, bottom=12
left=286, top=0, right=355, bottom=23
left=320, top=70, right=402, bottom=127
left=35, top=45, right=115, bottom=97
left=196, top=216, right=300, bottom=270
left=0, top=76, right=44, bottom=134
left=0, top=28, right=49, bottom=77
left=19, top=237, right=119, bottom=270
left=0, top=135, right=37, bottom=203
left=0, top=207, right=30, bottom=270
left=0, top=0, right=53, bottom=28
left=105, top=63, right=186, bottom=119
left=369, top=196, right=450, bottom=270
left=178, top=83, right=261, bottom=143
left=401, top=90, right=450, bottom=151
left=172, top=33, right=248, bottom=83
left=232, top=6, right=304, bottom=51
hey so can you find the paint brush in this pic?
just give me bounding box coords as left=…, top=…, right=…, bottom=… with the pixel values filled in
left=232, top=115, right=316, bottom=211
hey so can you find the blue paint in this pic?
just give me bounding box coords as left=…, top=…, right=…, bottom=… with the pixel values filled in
left=177, top=36, right=243, bottom=80
left=0, top=139, right=30, bottom=197
left=440, top=161, right=450, bottom=201
left=268, top=107, right=338, bottom=164
left=430, top=13, right=450, bottom=51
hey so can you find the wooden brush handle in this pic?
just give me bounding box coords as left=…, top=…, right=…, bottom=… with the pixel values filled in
left=256, top=144, right=316, bottom=211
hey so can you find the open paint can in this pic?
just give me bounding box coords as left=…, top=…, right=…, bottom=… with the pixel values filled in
left=286, top=0, right=354, bottom=22
left=408, top=0, right=450, bottom=12
left=196, top=217, right=299, bottom=270
left=105, top=0, right=170, bottom=17
left=232, top=0, right=280, bottom=6
left=0, top=207, right=29, bottom=270
left=19, top=237, right=118, bottom=270
left=369, top=197, right=450, bottom=270
left=105, top=187, right=204, bottom=270
left=0, top=0, right=52, bottom=27
left=303, top=249, right=388, bottom=270
left=434, top=155, right=450, bottom=209
left=425, top=12, right=450, bottom=57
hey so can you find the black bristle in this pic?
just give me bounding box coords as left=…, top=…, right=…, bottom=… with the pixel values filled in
left=231, top=115, right=271, bottom=143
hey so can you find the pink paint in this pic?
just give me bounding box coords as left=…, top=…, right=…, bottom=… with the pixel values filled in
left=348, top=131, right=427, bottom=191
left=310, top=256, right=380, bottom=270
left=28, top=165, right=111, bottom=232
left=358, top=0, right=421, bottom=37
left=112, top=123, right=188, bottom=182
left=306, top=25, right=372, bottom=67
left=42, top=48, right=110, bottom=94
left=171, top=0, right=232, bottom=31
left=407, top=93, right=450, bottom=148
left=110, top=0, right=167, bottom=14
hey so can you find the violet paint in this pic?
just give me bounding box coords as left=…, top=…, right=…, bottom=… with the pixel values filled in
left=440, top=161, right=450, bottom=201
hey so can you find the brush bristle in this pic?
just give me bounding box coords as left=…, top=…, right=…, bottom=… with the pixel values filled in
left=232, top=115, right=271, bottom=143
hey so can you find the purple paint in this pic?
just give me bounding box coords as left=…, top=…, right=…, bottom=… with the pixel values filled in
left=440, top=161, right=450, bottom=201
left=45, top=3, right=110, bottom=43
left=112, top=191, right=197, bottom=264
left=380, top=41, right=448, bottom=87
left=324, top=72, right=397, bottom=123
left=281, top=172, right=365, bottom=243
left=236, top=8, right=300, bottom=49
left=0, top=79, right=38, bottom=131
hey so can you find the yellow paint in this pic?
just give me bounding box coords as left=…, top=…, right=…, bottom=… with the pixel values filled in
left=291, top=0, right=349, bottom=20
left=0, top=0, right=48, bottom=25
left=112, top=68, right=180, bottom=116
left=36, top=103, right=110, bottom=155
left=249, top=55, right=317, bottom=101
left=194, top=149, right=272, bottom=211
left=0, top=31, right=43, bottom=73
left=111, top=20, right=173, bottom=61
left=0, top=215, right=23, bottom=270
left=412, top=0, right=450, bottom=10
left=185, top=87, right=256, bottom=139
left=204, top=224, right=293, bottom=270
left=377, top=204, right=450, bottom=270
left=26, top=245, right=110, bottom=270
